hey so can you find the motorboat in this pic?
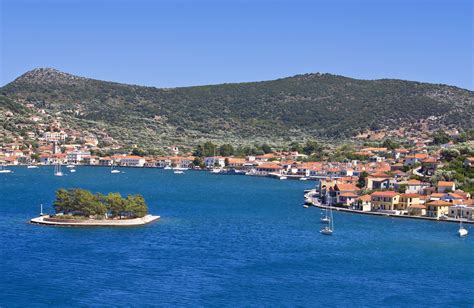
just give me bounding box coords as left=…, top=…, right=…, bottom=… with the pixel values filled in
left=174, top=170, right=184, bottom=174
left=279, top=176, right=287, bottom=180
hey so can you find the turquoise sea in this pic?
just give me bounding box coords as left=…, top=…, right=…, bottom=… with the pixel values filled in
left=0, top=166, right=473, bottom=306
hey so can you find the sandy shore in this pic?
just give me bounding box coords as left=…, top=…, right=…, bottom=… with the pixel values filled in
left=30, top=214, right=160, bottom=227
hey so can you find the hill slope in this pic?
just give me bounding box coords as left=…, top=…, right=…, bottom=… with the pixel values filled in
left=1, top=68, right=473, bottom=146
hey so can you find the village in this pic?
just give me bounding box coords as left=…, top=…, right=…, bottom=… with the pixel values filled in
left=1, top=112, right=474, bottom=223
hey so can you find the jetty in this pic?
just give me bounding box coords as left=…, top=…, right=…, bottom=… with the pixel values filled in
left=30, top=214, right=160, bottom=227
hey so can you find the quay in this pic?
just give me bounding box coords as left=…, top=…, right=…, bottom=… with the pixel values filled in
left=30, top=214, right=160, bottom=227
left=310, top=202, right=474, bottom=225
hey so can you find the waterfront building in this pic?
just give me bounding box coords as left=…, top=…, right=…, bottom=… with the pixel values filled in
left=98, top=157, right=113, bottom=166
left=407, top=204, right=426, bottom=216
left=355, top=194, right=372, bottom=211
left=118, top=155, right=146, bottom=167
left=425, top=200, right=452, bottom=218
left=370, top=191, right=400, bottom=211
left=204, top=156, right=225, bottom=168
left=254, top=163, right=283, bottom=176
left=397, top=193, right=421, bottom=212
left=66, top=150, right=91, bottom=164
left=448, top=204, right=473, bottom=220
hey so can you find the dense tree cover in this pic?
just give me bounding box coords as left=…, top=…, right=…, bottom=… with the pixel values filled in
left=2, top=69, right=472, bottom=146
left=434, top=146, right=474, bottom=194
left=382, top=139, right=400, bottom=150
left=431, top=130, right=451, bottom=145
left=53, top=189, right=148, bottom=219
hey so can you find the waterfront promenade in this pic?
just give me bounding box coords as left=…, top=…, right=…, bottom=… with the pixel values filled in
left=310, top=202, right=474, bottom=225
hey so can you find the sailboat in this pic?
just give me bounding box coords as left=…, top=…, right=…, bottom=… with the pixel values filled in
left=320, top=188, right=331, bottom=224
left=0, top=165, right=12, bottom=173
left=111, top=163, right=120, bottom=174
left=54, top=163, right=63, bottom=176
left=458, top=219, right=468, bottom=237
left=320, top=206, right=334, bottom=235
left=320, top=185, right=334, bottom=235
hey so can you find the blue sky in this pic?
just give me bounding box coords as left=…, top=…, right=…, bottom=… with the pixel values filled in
left=1, top=0, right=472, bottom=89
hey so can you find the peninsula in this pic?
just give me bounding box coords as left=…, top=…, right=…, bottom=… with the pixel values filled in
left=30, top=188, right=160, bottom=227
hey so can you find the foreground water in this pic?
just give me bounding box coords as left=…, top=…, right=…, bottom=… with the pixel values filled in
left=0, top=166, right=472, bottom=306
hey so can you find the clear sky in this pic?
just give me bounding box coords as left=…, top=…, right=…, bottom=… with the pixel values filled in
left=1, top=0, right=472, bottom=89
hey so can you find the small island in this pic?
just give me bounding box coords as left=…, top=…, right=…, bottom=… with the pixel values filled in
left=30, top=188, right=160, bottom=227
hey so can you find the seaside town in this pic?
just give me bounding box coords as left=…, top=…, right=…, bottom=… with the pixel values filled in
left=1, top=114, right=473, bottom=223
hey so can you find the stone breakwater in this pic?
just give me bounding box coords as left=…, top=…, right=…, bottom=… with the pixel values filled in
left=30, top=214, right=160, bottom=227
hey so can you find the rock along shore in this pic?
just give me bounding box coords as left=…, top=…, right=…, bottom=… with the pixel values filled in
left=30, top=214, right=160, bottom=227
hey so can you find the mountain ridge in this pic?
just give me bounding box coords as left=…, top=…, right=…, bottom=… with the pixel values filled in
left=1, top=68, right=473, bottom=148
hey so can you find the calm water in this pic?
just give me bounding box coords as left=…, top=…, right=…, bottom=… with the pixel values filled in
left=0, top=166, right=472, bottom=306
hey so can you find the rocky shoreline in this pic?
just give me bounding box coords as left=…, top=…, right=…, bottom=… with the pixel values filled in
left=30, top=214, right=160, bottom=227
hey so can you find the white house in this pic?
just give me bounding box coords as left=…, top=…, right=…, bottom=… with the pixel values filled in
left=66, top=150, right=91, bottom=164
left=119, top=156, right=146, bottom=167
left=204, top=156, right=226, bottom=168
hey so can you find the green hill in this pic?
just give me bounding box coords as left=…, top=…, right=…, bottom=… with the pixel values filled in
left=1, top=68, right=473, bottom=147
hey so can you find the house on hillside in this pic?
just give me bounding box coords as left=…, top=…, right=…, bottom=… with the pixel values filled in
left=437, top=181, right=456, bottom=193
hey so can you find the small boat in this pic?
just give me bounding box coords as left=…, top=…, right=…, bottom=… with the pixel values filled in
left=174, top=170, right=184, bottom=174
left=164, top=166, right=172, bottom=170
left=173, top=167, right=188, bottom=171
left=0, top=165, right=12, bottom=173
left=279, top=176, right=287, bottom=180
left=320, top=226, right=333, bottom=235
left=210, top=168, right=222, bottom=174
left=458, top=220, right=468, bottom=237
left=27, top=165, right=39, bottom=169
left=111, top=164, right=120, bottom=174
left=70, top=169, right=76, bottom=173
left=66, top=165, right=75, bottom=168
left=300, top=177, right=308, bottom=181
left=303, top=204, right=309, bottom=208
left=54, top=163, right=63, bottom=177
